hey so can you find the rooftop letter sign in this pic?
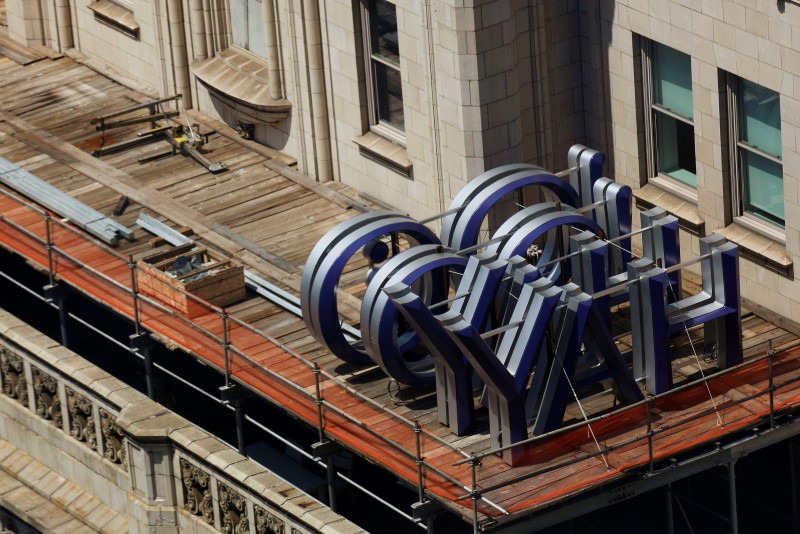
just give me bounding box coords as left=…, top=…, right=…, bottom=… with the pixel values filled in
left=300, top=146, right=742, bottom=463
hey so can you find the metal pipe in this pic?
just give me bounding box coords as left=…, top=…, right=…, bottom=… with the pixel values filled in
left=143, top=345, right=155, bottom=399
left=666, top=483, right=675, bottom=534
left=414, top=420, right=425, bottom=503
left=301, top=0, right=333, bottom=181
left=56, top=291, right=69, bottom=348
left=128, top=256, right=141, bottom=336
left=769, top=340, right=776, bottom=430
left=221, top=310, right=230, bottom=387
left=314, top=363, right=325, bottom=443
left=234, top=398, right=246, bottom=454
left=470, top=457, right=479, bottom=534
left=646, top=396, right=654, bottom=474
left=729, top=460, right=739, bottom=534
left=790, top=440, right=798, bottom=533
left=44, top=214, right=54, bottom=286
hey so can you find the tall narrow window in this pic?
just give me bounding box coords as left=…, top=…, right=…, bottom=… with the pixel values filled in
left=230, top=0, right=266, bottom=57
left=643, top=41, right=696, bottom=189
left=729, top=78, right=783, bottom=227
left=364, top=0, right=404, bottom=133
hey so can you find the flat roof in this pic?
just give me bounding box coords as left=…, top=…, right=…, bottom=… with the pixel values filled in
left=2, top=50, right=800, bottom=531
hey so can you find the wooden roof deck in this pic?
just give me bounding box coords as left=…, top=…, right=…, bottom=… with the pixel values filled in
left=2, top=49, right=800, bottom=529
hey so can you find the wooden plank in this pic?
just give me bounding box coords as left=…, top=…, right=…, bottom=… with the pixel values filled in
left=0, top=33, right=46, bottom=65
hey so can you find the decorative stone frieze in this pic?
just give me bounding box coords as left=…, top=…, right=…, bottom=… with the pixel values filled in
left=0, top=348, right=27, bottom=407
left=218, top=481, right=248, bottom=534
left=65, top=386, right=96, bottom=450
left=179, top=458, right=213, bottom=524
left=99, top=407, right=126, bottom=466
left=255, top=504, right=284, bottom=534
left=31, top=365, right=61, bottom=426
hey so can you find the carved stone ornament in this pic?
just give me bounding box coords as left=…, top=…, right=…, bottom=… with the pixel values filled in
left=0, top=348, right=27, bottom=406
left=31, top=366, right=61, bottom=426
left=255, top=504, right=285, bottom=534
left=65, top=386, right=96, bottom=450
left=99, top=407, right=126, bottom=466
left=179, top=458, right=213, bottom=524
left=291, top=528, right=303, bottom=534
left=218, top=481, right=249, bottom=534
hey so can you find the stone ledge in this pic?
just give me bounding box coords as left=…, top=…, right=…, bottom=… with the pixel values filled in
left=716, top=222, right=793, bottom=279
left=634, top=183, right=705, bottom=235
left=87, top=0, right=139, bottom=40
left=353, top=131, right=412, bottom=178
left=0, top=437, right=127, bottom=533
left=0, top=310, right=368, bottom=533
left=192, top=48, right=291, bottom=123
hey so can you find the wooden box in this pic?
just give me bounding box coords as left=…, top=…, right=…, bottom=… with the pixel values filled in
left=137, top=243, right=245, bottom=316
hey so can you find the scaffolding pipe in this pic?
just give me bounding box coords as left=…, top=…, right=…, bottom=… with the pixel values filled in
left=666, top=484, right=675, bottom=534
left=729, top=460, right=739, bottom=534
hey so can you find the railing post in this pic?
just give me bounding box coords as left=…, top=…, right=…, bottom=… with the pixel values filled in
left=44, top=213, right=54, bottom=286
left=128, top=255, right=141, bottom=336
left=768, top=340, right=775, bottom=431
left=221, top=310, right=230, bottom=388
left=646, top=395, right=654, bottom=474
left=414, top=420, right=425, bottom=503
left=469, top=454, right=480, bottom=534
left=729, top=459, right=739, bottom=534
left=314, top=363, right=325, bottom=443
left=312, top=363, right=338, bottom=512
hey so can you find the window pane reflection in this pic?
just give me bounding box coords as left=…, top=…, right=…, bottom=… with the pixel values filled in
left=374, top=61, right=404, bottom=130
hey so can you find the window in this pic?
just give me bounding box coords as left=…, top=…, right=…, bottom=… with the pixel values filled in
left=729, top=77, right=783, bottom=227
left=643, top=41, right=696, bottom=190
left=363, top=0, right=404, bottom=134
left=230, top=0, right=266, bottom=57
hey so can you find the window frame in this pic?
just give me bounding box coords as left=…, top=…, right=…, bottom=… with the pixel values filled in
left=726, top=74, right=785, bottom=238
left=360, top=0, right=405, bottom=144
left=109, top=0, right=133, bottom=10
left=640, top=39, right=698, bottom=201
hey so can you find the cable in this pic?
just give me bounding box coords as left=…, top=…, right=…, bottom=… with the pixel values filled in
left=550, top=302, right=610, bottom=469
left=579, top=224, right=723, bottom=426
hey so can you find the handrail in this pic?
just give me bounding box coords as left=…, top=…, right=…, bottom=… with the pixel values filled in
left=7, top=184, right=799, bottom=522
left=453, top=340, right=800, bottom=505
left=458, top=337, right=800, bottom=465
left=0, top=190, right=499, bottom=514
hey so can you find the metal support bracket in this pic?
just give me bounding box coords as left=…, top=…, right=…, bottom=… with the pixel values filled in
left=129, top=331, right=154, bottom=353
left=311, top=440, right=340, bottom=459
left=219, top=383, right=248, bottom=404
left=411, top=499, right=442, bottom=520
left=43, top=283, right=67, bottom=303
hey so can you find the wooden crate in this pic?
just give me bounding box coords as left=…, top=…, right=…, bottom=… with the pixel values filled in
left=137, top=243, right=245, bottom=316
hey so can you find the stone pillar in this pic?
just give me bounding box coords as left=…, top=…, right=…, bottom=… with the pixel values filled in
left=119, top=402, right=181, bottom=533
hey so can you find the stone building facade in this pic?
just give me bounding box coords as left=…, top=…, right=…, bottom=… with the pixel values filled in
left=5, top=0, right=800, bottom=318
left=595, top=0, right=800, bottom=319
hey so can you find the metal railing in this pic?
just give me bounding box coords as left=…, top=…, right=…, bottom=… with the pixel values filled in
left=5, top=185, right=800, bottom=529
left=453, top=336, right=800, bottom=518
left=0, top=187, right=506, bottom=522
